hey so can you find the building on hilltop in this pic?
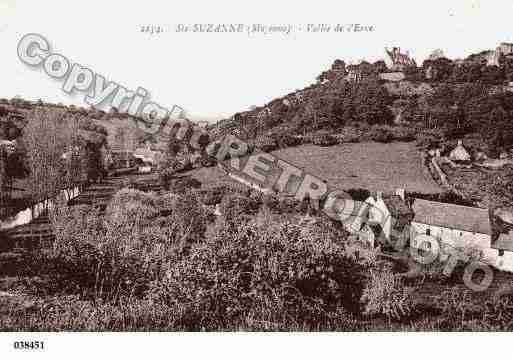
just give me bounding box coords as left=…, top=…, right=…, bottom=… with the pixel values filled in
left=385, top=47, right=416, bottom=72
left=486, top=42, right=513, bottom=66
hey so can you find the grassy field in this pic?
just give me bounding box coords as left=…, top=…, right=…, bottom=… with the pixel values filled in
left=188, top=142, right=442, bottom=194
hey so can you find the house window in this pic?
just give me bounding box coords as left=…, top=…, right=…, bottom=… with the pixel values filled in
left=426, top=228, right=431, bottom=236
left=499, top=249, right=505, bottom=257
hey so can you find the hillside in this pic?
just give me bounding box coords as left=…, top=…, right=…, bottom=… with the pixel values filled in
left=210, top=44, right=513, bottom=160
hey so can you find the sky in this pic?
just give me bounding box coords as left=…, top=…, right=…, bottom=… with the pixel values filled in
left=1, top=0, right=513, bottom=122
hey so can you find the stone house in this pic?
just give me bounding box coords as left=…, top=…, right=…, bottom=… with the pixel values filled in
left=410, top=199, right=495, bottom=262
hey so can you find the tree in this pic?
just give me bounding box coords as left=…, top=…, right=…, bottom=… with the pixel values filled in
left=487, top=107, right=510, bottom=156
left=23, top=110, right=72, bottom=203
left=61, top=116, right=86, bottom=195
left=114, top=125, right=135, bottom=168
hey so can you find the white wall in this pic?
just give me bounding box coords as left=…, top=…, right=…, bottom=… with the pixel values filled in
left=365, top=196, right=391, bottom=239
left=410, top=221, right=513, bottom=272
left=0, top=186, right=80, bottom=231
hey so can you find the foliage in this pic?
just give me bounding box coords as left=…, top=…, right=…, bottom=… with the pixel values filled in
left=312, top=133, right=338, bottom=147
left=220, top=193, right=261, bottom=222
left=252, top=135, right=278, bottom=153
left=361, top=267, right=416, bottom=321
left=23, top=110, right=77, bottom=201
left=147, top=215, right=369, bottom=329
left=159, top=168, right=175, bottom=190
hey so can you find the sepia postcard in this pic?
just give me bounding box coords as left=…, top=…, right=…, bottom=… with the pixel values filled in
left=1, top=0, right=513, bottom=357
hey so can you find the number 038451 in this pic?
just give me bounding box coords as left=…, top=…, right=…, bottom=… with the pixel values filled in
left=13, top=341, right=44, bottom=350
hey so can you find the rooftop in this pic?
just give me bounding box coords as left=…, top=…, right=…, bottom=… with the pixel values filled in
left=411, top=199, right=491, bottom=235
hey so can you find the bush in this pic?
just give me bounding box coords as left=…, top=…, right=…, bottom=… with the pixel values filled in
left=367, top=126, right=394, bottom=143
left=200, top=152, right=217, bottom=167
left=364, top=125, right=416, bottom=143
left=312, top=133, right=338, bottom=147
left=361, top=267, right=417, bottom=321
left=252, top=135, right=278, bottom=152
left=159, top=168, right=175, bottom=190
left=416, top=129, right=444, bottom=149
left=335, top=127, right=362, bottom=143
left=46, top=189, right=209, bottom=299
left=197, top=185, right=229, bottom=206
left=147, top=216, right=370, bottom=330
left=219, top=193, right=261, bottom=222
left=273, top=133, right=302, bottom=148
left=169, top=176, right=202, bottom=194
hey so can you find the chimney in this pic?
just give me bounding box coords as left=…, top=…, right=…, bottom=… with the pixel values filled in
left=457, top=139, right=463, bottom=146
left=395, top=188, right=405, bottom=201
left=376, top=191, right=383, bottom=201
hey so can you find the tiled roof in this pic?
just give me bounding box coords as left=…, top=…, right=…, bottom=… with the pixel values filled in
left=412, top=199, right=491, bottom=235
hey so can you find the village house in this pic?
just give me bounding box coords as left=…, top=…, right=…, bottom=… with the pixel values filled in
left=449, top=140, right=471, bottom=163
left=410, top=199, right=496, bottom=263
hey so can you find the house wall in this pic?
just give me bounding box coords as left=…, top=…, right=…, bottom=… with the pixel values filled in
left=411, top=222, right=491, bottom=254
left=409, top=221, right=513, bottom=272
left=365, top=196, right=391, bottom=239
left=0, top=186, right=81, bottom=231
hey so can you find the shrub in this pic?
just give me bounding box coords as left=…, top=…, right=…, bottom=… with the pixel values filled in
left=170, top=176, right=202, bottom=194
left=200, top=153, right=217, bottom=167
left=197, top=185, right=229, bottom=206
left=147, top=216, right=370, bottom=330
left=46, top=189, right=208, bottom=299
left=219, top=193, right=261, bottom=222
left=159, top=168, right=175, bottom=190
left=335, top=127, right=362, bottom=143
left=105, top=188, right=160, bottom=228
left=273, top=133, right=302, bottom=148
left=416, top=129, right=445, bottom=149
left=366, top=125, right=394, bottom=143
left=312, top=133, right=338, bottom=147
left=252, top=135, right=278, bottom=153
left=361, top=268, right=417, bottom=321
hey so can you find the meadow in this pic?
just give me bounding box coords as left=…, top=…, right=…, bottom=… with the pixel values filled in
left=189, top=141, right=442, bottom=195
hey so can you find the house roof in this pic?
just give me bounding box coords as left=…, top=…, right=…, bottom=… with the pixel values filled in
left=411, top=199, right=491, bottom=235
left=449, top=142, right=471, bottom=161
